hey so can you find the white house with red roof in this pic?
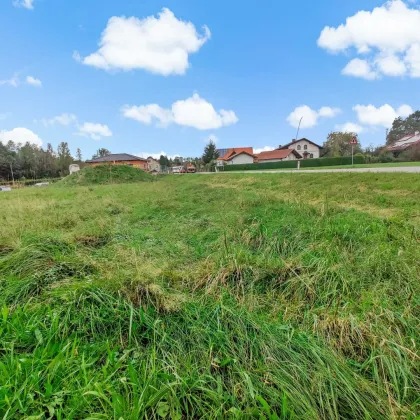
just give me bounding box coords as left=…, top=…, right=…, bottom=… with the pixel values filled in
left=387, top=132, right=420, bottom=155
left=217, top=147, right=256, bottom=165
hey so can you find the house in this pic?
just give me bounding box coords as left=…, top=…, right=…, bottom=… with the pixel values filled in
left=217, top=147, right=255, bottom=166
left=147, top=157, right=161, bottom=173
left=86, top=153, right=148, bottom=170
left=387, top=132, right=420, bottom=155
left=278, top=138, right=323, bottom=159
left=256, top=149, right=302, bottom=163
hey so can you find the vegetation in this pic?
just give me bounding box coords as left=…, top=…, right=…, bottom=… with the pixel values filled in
left=387, top=111, right=420, bottom=145
left=0, top=141, right=77, bottom=181
left=202, top=140, right=219, bottom=165
left=223, top=156, right=365, bottom=171
left=0, top=173, right=419, bottom=418
left=58, top=164, right=154, bottom=186
left=323, top=132, right=362, bottom=157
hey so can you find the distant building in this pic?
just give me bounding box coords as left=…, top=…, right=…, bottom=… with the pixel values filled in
left=278, top=138, right=323, bottom=159
left=147, top=157, right=161, bottom=173
left=217, top=147, right=255, bottom=166
left=387, top=132, right=420, bottom=155
left=86, top=154, right=148, bottom=170
left=256, top=149, right=302, bottom=163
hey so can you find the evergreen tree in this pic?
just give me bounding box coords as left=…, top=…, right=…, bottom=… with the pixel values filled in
left=202, top=140, right=219, bottom=164
left=57, top=142, right=73, bottom=176
left=76, top=148, right=83, bottom=162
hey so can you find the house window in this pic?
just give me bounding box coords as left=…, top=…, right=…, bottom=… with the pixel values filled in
left=297, top=145, right=301, bottom=150
left=304, top=145, right=308, bottom=150
left=310, top=153, right=314, bottom=158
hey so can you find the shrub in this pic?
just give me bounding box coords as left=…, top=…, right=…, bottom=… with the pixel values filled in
left=223, top=156, right=365, bottom=171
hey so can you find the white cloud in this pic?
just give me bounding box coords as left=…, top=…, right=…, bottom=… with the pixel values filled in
left=207, top=134, right=219, bottom=144
left=0, top=74, right=19, bottom=87
left=137, top=151, right=179, bottom=160
left=0, top=112, right=11, bottom=121
left=0, top=127, right=42, bottom=146
left=26, top=76, right=42, bottom=87
left=318, top=0, right=420, bottom=78
left=122, top=93, right=238, bottom=130
left=76, top=8, right=210, bottom=76
left=76, top=122, right=112, bottom=140
left=12, top=0, right=34, bottom=9
left=335, top=122, right=364, bottom=133
left=342, top=58, right=378, bottom=80
left=254, top=146, right=275, bottom=154
left=353, top=104, right=413, bottom=128
left=41, top=113, right=78, bottom=127
left=287, top=105, right=341, bottom=128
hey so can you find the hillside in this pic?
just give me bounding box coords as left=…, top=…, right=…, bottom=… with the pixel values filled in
left=0, top=173, right=419, bottom=418
left=59, top=164, right=154, bottom=186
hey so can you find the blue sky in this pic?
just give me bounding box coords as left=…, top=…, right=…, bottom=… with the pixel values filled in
left=0, top=0, right=419, bottom=159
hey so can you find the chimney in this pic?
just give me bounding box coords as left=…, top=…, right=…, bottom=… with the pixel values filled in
left=292, top=139, right=296, bottom=143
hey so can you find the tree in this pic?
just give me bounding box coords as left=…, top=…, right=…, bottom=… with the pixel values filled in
left=76, top=148, right=83, bottom=162
left=57, top=142, right=73, bottom=176
left=159, top=154, right=170, bottom=167
left=387, top=111, right=420, bottom=145
left=323, top=132, right=362, bottom=157
left=202, top=140, right=219, bottom=164
left=92, top=148, right=111, bottom=159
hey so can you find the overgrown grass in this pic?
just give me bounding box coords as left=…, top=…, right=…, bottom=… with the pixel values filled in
left=58, top=164, right=154, bottom=186
left=0, top=173, right=419, bottom=418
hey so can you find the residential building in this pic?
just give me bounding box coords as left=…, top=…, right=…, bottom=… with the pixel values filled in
left=256, top=149, right=302, bottom=162
left=217, top=147, right=255, bottom=166
left=86, top=153, right=148, bottom=170
left=387, top=132, right=420, bottom=155
left=278, top=138, right=323, bottom=159
left=147, top=157, right=161, bottom=173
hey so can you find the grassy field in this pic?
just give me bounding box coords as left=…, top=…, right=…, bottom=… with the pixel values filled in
left=0, top=173, right=419, bottom=418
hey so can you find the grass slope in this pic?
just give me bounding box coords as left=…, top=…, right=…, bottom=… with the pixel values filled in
left=59, top=164, right=153, bottom=186
left=0, top=173, right=419, bottom=419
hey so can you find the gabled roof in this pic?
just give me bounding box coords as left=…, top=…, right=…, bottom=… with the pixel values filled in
left=218, top=147, right=254, bottom=161
left=279, top=138, right=323, bottom=150
left=257, top=149, right=302, bottom=161
left=226, top=150, right=256, bottom=161
left=387, top=132, right=420, bottom=151
left=86, top=153, right=147, bottom=163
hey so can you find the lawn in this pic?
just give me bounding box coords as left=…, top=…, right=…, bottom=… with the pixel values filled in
left=0, top=173, right=419, bottom=418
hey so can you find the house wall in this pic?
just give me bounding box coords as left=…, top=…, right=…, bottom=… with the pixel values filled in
left=88, top=160, right=148, bottom=170
left=228, top=154, right=255, bottom=165
left=147, top=159, right=161, bottom=172
left=289, top=140, right=320, bottom=158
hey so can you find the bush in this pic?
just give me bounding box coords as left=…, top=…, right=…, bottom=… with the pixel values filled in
left=223, top=156, right=365, bottom=171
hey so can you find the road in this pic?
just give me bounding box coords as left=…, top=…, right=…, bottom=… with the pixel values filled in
left=199, top=166, right=420, bottom=174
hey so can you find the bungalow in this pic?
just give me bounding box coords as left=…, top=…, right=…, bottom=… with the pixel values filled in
left=278, top=138, right=323, bottom=159
left=387, top=132, right=420, bottom=155
left=86, top=153, right=148, bottom=170
left=217, top=147, right=255, bottom=166
left=256, top=149, right=302, bottom=163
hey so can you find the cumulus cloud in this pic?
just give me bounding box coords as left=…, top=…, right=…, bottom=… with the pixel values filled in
left=26, top=76, right=42, bottom=87
left=318, top=0, right=420, bottom=78
left=41, top=113, right=78, bottom=127
left=137, top=151, right=180, bottom=160
left=254, top=146, right=275, bottom=154
left=353, top=104, right=413, bottom=127
left=12, top=0, right=34, bottom=9
left=335, top=122, right=364, bottom=133
left=122, top=93, right=238, bottom=130
left=0, top=127, right=42, bottom=146
left=287, top=105, right=341, bottom=128
left=75, top=8, right=210, bottom=76
left=76, top=122, right=112, bottom=140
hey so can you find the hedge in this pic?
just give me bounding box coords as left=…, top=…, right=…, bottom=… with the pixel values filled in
left=223, top=156, right=365, bottom=171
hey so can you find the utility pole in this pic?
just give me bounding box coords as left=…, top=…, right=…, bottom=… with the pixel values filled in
left=296, top=117, right=303, bottom=141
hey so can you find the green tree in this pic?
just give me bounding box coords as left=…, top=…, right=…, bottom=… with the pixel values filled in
left=323, top=132, right=362, bottom=157
left=76, top=148, right=83, bottom=162
left=159, top=154, right=170, bottom=167
left=387, top=111, right=420, bottom=145
left=92, top=148, right=111, bottom=159
left=57, top=142, right=73, bottom=176
left=202, top=140, right=219, bottom=164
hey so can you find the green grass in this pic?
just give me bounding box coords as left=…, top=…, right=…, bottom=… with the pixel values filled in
left=58, top=164, right=154, bottom=186
left=0, top=173, right=419, bottom=418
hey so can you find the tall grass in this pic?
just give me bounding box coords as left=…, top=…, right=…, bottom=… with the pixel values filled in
left=0, top=173, right=419, bottom=418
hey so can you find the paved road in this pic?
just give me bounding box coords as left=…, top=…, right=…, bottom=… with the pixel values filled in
left=199, top=166, right=420, bottom=174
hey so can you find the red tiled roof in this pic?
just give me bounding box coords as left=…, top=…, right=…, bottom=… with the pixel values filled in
left=218, top=147, right=254, bottom=161
left=257, top=149, right=300, bottom=161
left=226, top=151, right=256, bottom=161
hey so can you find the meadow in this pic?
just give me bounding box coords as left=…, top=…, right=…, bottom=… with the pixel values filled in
left=0, top=171, right=419, bottom=419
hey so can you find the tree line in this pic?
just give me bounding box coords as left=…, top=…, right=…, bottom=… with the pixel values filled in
left=0, top=141, right=81, bottom=182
